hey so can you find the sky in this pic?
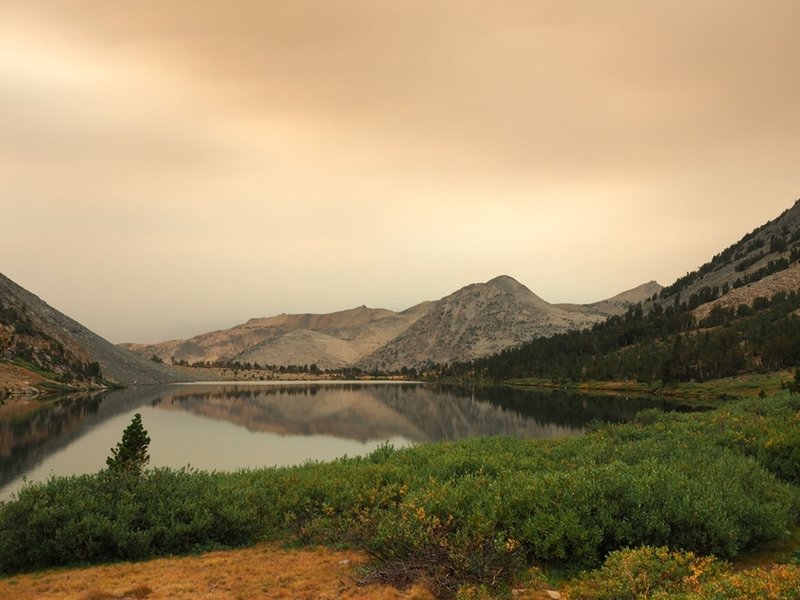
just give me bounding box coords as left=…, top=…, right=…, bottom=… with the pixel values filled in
left=2, top=1, right=799, bottom=344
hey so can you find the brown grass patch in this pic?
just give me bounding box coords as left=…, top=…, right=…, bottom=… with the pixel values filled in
left=83, top=585, right=152, bottom=600
left=0, top=545, right=435, bottom=600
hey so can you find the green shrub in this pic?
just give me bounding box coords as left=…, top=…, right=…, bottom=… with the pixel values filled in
left=0, top=468, right=259, bottom=572
left=563, top=546, right=724, bottom=599
left=563, top=547, right=800, bottom=600
left=691, top=564, right=800, bottom=599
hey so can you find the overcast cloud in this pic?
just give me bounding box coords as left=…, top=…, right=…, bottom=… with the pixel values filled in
left=1, top=1, right=799, bottom=342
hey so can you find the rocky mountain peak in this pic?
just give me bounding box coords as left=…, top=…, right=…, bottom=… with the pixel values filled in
left=486, top=275, right=530, bottom=294
left=356, top=276, right=616, bottom=371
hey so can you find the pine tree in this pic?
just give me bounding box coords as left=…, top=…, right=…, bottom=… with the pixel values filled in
left=106, top=413, right=151, bottom=475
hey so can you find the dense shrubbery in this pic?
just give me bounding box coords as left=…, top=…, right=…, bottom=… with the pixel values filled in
left=1, top=394, right=798, bottom=596
left=0, top=469, right=257, bottom=572
left=563, top=546, right=800, bottom=599
left=563, top=546, right=725, bottom=599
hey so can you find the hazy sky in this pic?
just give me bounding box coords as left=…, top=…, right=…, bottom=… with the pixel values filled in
left=2, top=1, right=799, bottom=343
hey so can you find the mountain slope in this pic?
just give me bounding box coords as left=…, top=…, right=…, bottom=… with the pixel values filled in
left=0, top=273, right=192, bottom=389
left=356, top=275, right=638, bottom=371
left=449, top=199, right=800, bottom=383
left=556, top=280, right=663, bottom=317
left=656, top=199, right=800, bottom=310
left=693, top=261, right=800, bottom=321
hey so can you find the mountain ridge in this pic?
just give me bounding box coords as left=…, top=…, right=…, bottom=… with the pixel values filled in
left=5, top=198, right=799, bottom=391
left=121, top=276, right=663, bottom=371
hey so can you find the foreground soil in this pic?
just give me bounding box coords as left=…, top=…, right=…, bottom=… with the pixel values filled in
left=0, top=545, right=438, bottom=600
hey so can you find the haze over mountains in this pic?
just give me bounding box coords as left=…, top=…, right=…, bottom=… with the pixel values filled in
left=121, top=276, right=662, bottom=371
left=120, top=198, right=800, bottom=374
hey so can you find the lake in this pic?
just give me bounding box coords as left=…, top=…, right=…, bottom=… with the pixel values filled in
left=0, top=381, right=697, bottom=500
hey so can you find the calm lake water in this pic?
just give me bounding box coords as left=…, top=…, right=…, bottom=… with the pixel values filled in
left=0, top=382, right=698, bottom=500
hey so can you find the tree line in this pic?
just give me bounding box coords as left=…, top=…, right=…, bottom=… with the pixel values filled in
left=443, top=289, right=800, bottom=384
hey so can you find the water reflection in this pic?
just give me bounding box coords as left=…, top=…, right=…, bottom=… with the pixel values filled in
left=0, top=382, right=702, bottom=499
left=154, top=383, right=590, bottom=443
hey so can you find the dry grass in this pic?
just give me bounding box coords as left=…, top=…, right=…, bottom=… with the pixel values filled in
left=0, top=544, right=436, bottom=600
left=0, top=361, right=45, bottom=396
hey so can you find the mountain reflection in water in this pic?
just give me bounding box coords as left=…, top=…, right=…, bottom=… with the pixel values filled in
left=0, top=382, right=699, bottom=499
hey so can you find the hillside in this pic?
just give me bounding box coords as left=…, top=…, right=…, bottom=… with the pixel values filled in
left=449, top=200, right=800, bottom=383
left=123, top=276, right=660, bottom=372
left=357, top=275, right=646, bottom=371
left=555, top=280, right=663, bottom=317
left=655, top=199, right=800, bottom=311
left=0, top=273, right=192, bottom=393
left=693, top=260, right=800, bottom=321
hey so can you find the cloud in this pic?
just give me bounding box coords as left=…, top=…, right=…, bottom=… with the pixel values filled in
left=1, top=1, right=799, bottom=341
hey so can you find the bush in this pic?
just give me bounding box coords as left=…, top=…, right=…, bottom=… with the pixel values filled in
left=692, top=564, right=800, bottom=600
left=0, top=468, right=259, bottom=572
left=563, top=546, right=800, bottom=600
left=563, top=546, right=724, bottom=599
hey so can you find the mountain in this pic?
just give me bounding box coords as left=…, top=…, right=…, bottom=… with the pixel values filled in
left=123, top=275, right=661, bottom=372
left=0, top=273, right=192, bottom=394
left=356, top=276, right=661, bottom=371
left=121, top=302, right=433, bottom=370
left=451, top=199, right=800, bottom=383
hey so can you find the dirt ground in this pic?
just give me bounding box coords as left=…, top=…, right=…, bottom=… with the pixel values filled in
left=0, top=545, right=438, bottom=600
left=0, top=362, right=44, bottom=393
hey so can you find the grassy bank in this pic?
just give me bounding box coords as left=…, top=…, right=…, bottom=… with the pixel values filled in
left=505, top=370, right=793, bottom=402
left=1, top=392, right=799, bottom=597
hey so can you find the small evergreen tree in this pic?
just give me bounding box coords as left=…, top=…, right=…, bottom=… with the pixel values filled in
left=106, top=413, right=151, bottom=475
